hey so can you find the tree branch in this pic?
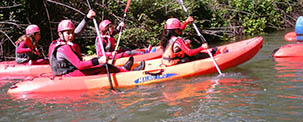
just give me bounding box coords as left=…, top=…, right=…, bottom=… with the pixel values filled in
left=43, top=0, right=53, bottom=41
left=0, top=4, right=22, bottom=9
left=46, top=0, right=85, bottom=15
left=0, top=38, right=3, bottom=61
left=0, top=21, right=21, bottom=28
left=0, top=30, right=16, bottom=48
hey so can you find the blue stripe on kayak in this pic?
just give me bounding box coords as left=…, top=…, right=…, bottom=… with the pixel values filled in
left=134, top=73, right=177, bottom=84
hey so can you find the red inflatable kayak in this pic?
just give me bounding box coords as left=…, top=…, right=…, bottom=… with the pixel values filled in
left=0, top=61, right=51, bottom=80
left=0, top=46, right=162, bottom=80
left=8, top=37, right=263, bottom=94
left=284, top=32, right=296, bottom=42
left=272, top=43, right=303, bottom=58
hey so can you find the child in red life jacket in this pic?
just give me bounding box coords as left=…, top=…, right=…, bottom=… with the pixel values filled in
left=15, top=25, right=48, bottom=64
left=95, top=20, right=145, bottom=59
left=48, top=10, right=96, bottom=60
left=160, top=17, right=209, bottom=66
left=49, top=11, right=141, bottom=76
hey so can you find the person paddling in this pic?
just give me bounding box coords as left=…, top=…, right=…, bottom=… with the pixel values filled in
left=160, top=17, right=210, bottom=66
left=49, top=12, right=142, bottom=76
left=15, top=24, right=48, bottom=64
left=95, top=20, right=145, bottom=59
left=48, top=10, right=96, bottom=58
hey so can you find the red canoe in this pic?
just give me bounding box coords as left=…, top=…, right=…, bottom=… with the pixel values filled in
left=7, top=37, right=263, bottom=94
left=0, top=47, right=162, bottom=80
left=284, top=32, right=296, bottom=42
left=272, top=43, right=303, bottom=58
left=0, top=61, right=51, bottom=80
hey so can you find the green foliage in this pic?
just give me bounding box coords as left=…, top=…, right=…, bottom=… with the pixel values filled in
left=86, top=45, right=96, bottom=55
left=203, top=0, right=285, bottom=36
left=1, top=0, right=302, bottom=58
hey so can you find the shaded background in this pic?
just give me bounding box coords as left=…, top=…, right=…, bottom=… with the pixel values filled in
left=0, top=0, right=302, bottom=61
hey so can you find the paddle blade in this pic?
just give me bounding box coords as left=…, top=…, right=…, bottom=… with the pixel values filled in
left=86, top=0, right=92, bottom=9
left=176, top=0, right=189, bottom=15
left=125, top=0, right=131, bottom=13
left=176, top=0, right=184, bottom=5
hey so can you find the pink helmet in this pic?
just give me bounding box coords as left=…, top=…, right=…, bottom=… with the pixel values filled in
left=26, top=24, right=40, bottom=35
left=57, top=20, right=75, bottom=32
left=99, top=20, right=112, bottom=32
left=165, top=18, right=181, bottom=30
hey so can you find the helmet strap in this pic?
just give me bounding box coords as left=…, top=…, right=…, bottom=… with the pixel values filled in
left=27, top=34, right=37, bottom=47
left=60, top=31, right=67, bottom=42
left=105, top=24, right=114, bottom=36
left=105, top=28, right=112, bottom=36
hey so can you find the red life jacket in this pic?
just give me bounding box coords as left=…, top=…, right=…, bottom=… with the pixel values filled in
left=50, top=42, right=80, bottom=76
left=49, top=38, right=81, bottom=61
left=15, top=35, right=40, bottom=64
left=162, top=36, right=185, bottom=66
left=95, top=35, right=115, bottom=56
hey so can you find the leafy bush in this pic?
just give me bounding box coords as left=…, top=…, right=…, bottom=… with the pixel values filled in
left=0, top=0, right=302, bottom=58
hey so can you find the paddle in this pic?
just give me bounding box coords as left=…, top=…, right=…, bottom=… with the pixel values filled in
left=86, top=0, right=115, bottom=91
left=111, top=0, right=132, bottom=64
left=176, top=0, right=222, bottom=75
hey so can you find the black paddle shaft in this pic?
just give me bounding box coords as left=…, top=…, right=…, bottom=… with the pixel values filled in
left=86, top=0, right=116, bottom=91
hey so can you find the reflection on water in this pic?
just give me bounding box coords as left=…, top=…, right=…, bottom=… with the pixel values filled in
left=274, top=57, right=303, bottom=101
left=156, top=74, right=266, bottom=121
left=160, top=75, right=257, bottom=105
left=275, top=57, right=303, bottom=75
left=0, top=73, right=264, bottom=121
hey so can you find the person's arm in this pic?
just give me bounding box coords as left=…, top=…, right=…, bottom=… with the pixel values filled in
left=16, top=41, right=32, bottom=53
left=112, top=22, right=125, bottom=35
left=180, top=16, right=193, bottom=31
left=175, top=39, right=206, bottom=56
left=180, top=21, right=189, bottom=31
left=74, top=18, right=89, bottom=36
left=71, top=43, right=82, bottom=58
left=112, top=28, right=120, bottom=36
left=74, top=10, right=96, bottom=36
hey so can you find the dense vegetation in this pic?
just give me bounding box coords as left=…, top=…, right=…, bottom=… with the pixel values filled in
left=0, top=0, right=302, bottom=60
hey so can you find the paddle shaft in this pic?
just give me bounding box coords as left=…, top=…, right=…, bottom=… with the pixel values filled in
left=111, top=0, right=131, bottom=64
left=86, top=0, right=115, bottom=90
left=177, top=0, right=222, bottom=75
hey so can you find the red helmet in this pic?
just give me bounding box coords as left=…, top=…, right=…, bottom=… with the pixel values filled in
left=165, top=18, right=181, bottom=30
left=57, top=20, right=75, bottom=32
left=26, top=24, right=40, bottom=35
left=99, top=20, right=112, bottom=32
